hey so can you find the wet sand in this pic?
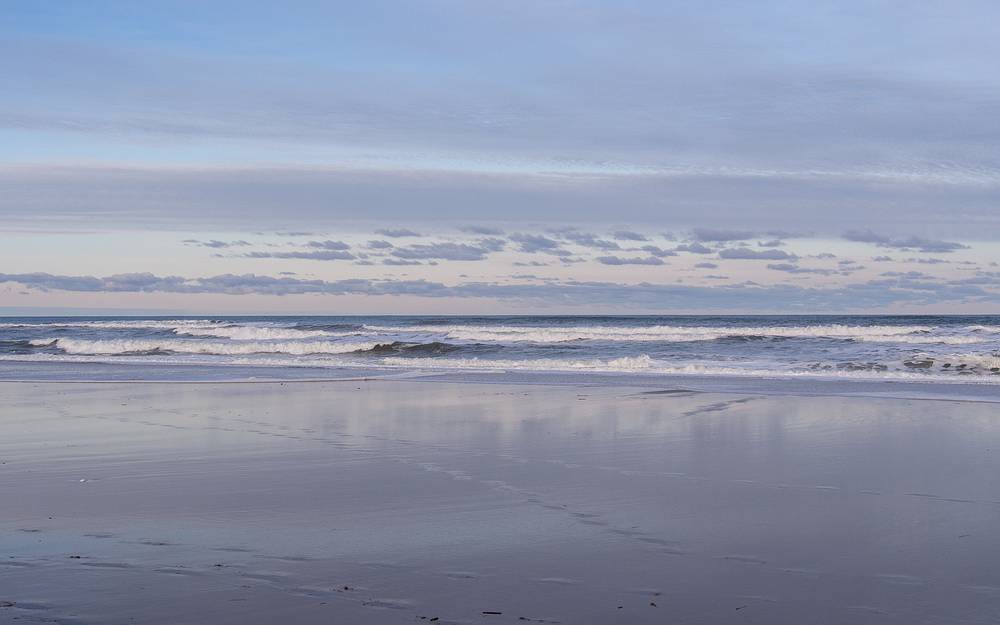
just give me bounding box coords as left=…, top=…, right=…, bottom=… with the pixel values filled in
left=2, top=380, right=1000, bottom=624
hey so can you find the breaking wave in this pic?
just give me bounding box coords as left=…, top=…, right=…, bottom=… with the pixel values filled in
left=358, top=341, right=461, bottom=356
left=362, top=323, right=989, bottom=344
left=3, top=315, right=999, bottom=383
left=0, top=319, right=221, bottom=330
left=33, top=338, right=382, bottom=356
left=172, top=326, right=357, bottom=340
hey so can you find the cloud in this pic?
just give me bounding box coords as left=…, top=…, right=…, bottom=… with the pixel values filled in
left=6, top=164, right=1000, bottom=239
left=304, top=239, right=351, bottom=250
left=242, top=250, right=355, bottom=261
left=757, top=239, right=785, bottom=248
left=718, top=247, right=796, bottom=260
left=891, top=237, right=969, bottom=253
left=366, top=239, right=393, bottom=249
left=694, top=262, right=718, bottom=269
left=475, top=237, right=507, bottom=252
left=612, top=230, right=649, bottom=241
left=183, top=239, right=251, bottom=248
left=5, top=2, right=1000, bottom=316
left=672, top=242, right=714, bottom=254
left=390, top=241, right=497, bottom=261
left=561, top=231, right=621, bottom=250
left=221, top=238, right=356, bottom=259
left=691, top=228, right=755, bottom=242
left=375, top=228, right=422, bottom=238
left=383, top=258, right=422, bottom=266
left=904, top=257, right=950, bottom=265
left=7, top=0, right=1000, bottom=199
left=595, top=255, right=665, bottom=266
left=842, top=229, right=895, bottom=245
left=509, top=233, right=572, bottom=256
left=639, top=245, right=677, bottom=258
left=4, top=270, right=999, bottom=311
left=842, top=229, right=969, bottom=253
left=766, top=263, right=837, bottom=276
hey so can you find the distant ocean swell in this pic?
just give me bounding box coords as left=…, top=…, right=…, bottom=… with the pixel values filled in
left=2, top=316, right=999, bottom=382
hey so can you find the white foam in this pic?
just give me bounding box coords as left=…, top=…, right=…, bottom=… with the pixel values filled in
left=966, top=325, right=1000, bottom=334
left=5, top=351, right=999, bottom=385
left=364, top=323, right=982, bottom=344
left=172, top=326, right=355, bottom=340
left=907, top=352, right=1000, bottom=370
left=6, top=320, right=992, bottom=346
left=853, top=335, right=984, bottom=345
left=36, top=338, right=381, bottom=356
left=6, top=318, right=1000, bottom=384
left=0, top=319, right=219, bottom=329
left=378, top=355, right=1000, bottom=382
left=381, top=355, right=659, bottom=371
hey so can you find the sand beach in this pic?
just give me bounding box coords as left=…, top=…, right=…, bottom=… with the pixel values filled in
left=3, top=379, right=1000, bottom=624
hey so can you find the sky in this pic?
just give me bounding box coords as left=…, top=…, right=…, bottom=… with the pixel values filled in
left=2, top=0, right=1000, bottom=314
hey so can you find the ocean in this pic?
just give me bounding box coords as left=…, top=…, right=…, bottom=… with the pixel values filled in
left=2, top=315, right=999, bottom=385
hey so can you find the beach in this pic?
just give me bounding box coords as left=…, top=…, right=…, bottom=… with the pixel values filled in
left=7, top=0, right=1000, bottom=620
left=3, top=379, right=1000, bottom=624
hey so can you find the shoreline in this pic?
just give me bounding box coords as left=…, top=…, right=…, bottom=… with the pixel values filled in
left=3, top=360, right=1000, bottom=404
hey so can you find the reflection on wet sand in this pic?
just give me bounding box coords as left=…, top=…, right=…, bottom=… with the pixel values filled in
left=2, top=380, right=1000, bottom=624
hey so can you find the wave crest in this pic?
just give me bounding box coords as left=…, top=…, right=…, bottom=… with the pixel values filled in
left=35, top=338, right=382, bottom=356
left=173, top=326, right=355, bottom=340
left=363, top=323, right=984, bottom=344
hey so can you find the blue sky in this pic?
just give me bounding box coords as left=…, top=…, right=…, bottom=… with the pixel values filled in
left=2, top=1, right=1000, bottom=313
